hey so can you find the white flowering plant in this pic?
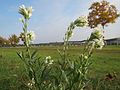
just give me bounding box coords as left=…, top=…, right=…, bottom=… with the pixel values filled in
left=53, top=16, right=105, bottom=90
left=17, top=5, right=55, bottom=90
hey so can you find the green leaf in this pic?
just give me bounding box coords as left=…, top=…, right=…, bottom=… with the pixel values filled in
left=17, top=52, right=23, bottom=60
left=31, top=49, right=38, bottom=59
left=61, top=69, right=69, bottom=84
left=28, top=67, right=34, bottom=80
left=73, top=72, right=80, bottom=83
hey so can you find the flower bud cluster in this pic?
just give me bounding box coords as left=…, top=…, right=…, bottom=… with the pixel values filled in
left=89, top=27, right=104, bottom=49
left=27, top=78, right=35, bottom=89
left=19, top=31, right=35, bottom=43
left=65, top=16, right=88, bottom=42
left=65, top=29, right=73, bottom=41
left=74, top=16, right=88, bottom=27
left=19, top=5, right=33, bottom=19
left=45, top=56, right=54, bottom=66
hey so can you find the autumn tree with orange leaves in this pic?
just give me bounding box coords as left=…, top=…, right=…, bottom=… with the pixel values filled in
left=88, top=0, right=120, bottom=28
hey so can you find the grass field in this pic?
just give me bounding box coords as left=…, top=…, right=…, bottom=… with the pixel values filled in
left=0, top=45, right=120, bottom=90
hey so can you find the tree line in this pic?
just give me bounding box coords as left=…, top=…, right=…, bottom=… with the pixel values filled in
left=0, top=34, right=19, bottom=47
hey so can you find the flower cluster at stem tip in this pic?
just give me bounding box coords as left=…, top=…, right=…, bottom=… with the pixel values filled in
left=89, top=27, right=104, bottom=49
left=19, top=5, right=33, bottom=19
left=74, top=16, right=88, bottom=27
left=65, top=16, right=88, bottom=41
left=19, top=5, right=35, bottom=44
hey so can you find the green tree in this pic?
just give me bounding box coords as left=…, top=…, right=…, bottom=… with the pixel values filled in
left=0, top=36, right=10, bottom=47
left=0, top=36, right=5, bottom=47
left=9, top=34, right=20, bottom=47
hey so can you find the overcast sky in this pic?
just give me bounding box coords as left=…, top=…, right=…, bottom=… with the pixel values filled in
left=0, top=0, right=120, bottom=43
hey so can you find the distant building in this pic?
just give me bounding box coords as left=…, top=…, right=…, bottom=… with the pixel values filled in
left=49, top=42, right=63, bottom=46
left=68, top=40, right=86, bottom=45
left=48, top=40, right=86, bottom=46
left=30, top=38, right=120, bottom=46
left=105, top=38, right=120, bottom=45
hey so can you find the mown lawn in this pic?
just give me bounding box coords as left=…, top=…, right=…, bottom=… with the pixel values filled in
left=0, top=45, right=120, bottom=90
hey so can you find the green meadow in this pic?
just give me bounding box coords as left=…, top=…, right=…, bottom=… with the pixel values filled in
left=0, top=45, right=120, bottom=90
